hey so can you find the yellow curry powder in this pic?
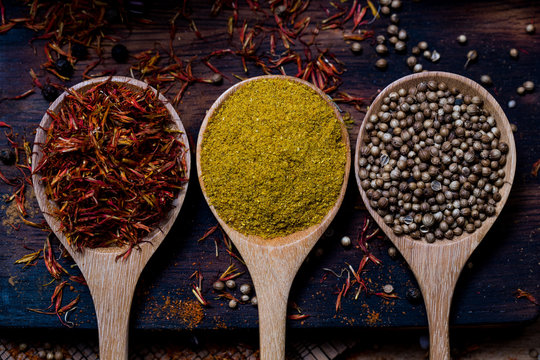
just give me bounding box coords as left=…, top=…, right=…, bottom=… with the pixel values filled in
left=200, top=78, right=347, bottom=239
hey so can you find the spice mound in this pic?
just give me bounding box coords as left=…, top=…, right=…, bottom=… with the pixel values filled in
left=200, top=78, right=347, bottom=239
left=358, top=80, right=509, bottom=242
left=35, top=80, right=188, bottom=251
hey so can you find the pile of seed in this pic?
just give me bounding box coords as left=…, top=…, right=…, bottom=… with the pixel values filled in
left=358, top=80, right=509, bottom=242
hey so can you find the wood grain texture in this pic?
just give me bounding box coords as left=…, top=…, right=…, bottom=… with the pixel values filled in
left=196, top=75, right=351, bottom=360
left=31, top=77, right=191, bottom=359
left=0, top=0, right=538, bottom=340
left=354, top=72, right=517, bottom=360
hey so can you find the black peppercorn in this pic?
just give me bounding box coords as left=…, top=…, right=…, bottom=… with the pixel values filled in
left=71, top=43, right=88, bottom=60
left=406, top=287, right=422, bottom=304
left=55, top=58, right=73, bottom=78
left=0, top=149, right=16, bottom=166
left=41, top=84, right=60, bottom=102
left=111, top=44, right=129, bottom=63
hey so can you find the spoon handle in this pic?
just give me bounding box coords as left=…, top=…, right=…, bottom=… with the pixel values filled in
left=256, top=281, right=289, bottom=360
left=238, top=244, right=303, bottom=360
left=399, top=242, right=474, bottom=360
left=80, top=253, right=142, bottom=360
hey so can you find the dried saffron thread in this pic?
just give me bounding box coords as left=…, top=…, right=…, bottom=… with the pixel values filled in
left=35, top=80, right=188, bottom=252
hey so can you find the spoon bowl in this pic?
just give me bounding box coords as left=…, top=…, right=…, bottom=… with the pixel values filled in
left=32, top=76, right=191, bottom=360
left=355, top=71, right=516, bottom=359
left=196, top=75, right=351, bottom=360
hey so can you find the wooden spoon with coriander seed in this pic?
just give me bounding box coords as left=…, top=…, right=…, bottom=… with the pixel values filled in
left=355, top=71, right=516, bottom=360
left=197, top=75, right=351, bottom=360
left=32, top=76, right=190, bottom=360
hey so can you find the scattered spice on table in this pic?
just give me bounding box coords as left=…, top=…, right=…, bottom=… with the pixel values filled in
left=34, top=79, right=188, bottom=255
left=200, top=78, right=347, bottom=239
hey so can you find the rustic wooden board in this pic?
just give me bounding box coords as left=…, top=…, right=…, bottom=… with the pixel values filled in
left=0, top=0, right=538, bottom=331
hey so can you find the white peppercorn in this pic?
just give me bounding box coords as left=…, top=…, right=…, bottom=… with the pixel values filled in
left=457, top=34, right=467, bottom=44
left=525, top=23, right=535, bottom=34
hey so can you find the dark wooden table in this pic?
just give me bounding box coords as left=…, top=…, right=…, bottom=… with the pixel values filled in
left=0, top=0, right=538, bottom=333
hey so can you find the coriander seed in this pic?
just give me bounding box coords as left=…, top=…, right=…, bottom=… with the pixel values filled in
left=517, top=86, right=526, bottom=95
left=480, top=75, right=492, bottom=86
left=412, top=46, right=420, bottom=55
left=457, top=34, right=467, bottom=44
left=423, top=50, right=431, bottom=60
left=240, top=283, right=252, bottom=295
left=241, top=294, right=250, bottom=302
left=351, top=42, right=363, bottom=54
left=398, top=29, right=407, bottom=40
left=391, top=0, right=401, bottom=9
left=225, top=279, right=236, bottom=289
left=395, top=41, right=406, bottom=52
left=383, top=284, right=394, bottom=294
left=359, top=79, right=508, bottom=243
left=213, top=280, right=225, bottom=291
left=340, top=236, right=352, bottom=247
left=509, top=48, right=519, bottom=59
left=523, top=81, right=535, bottom=92
left=525, top=23, right=535, bottom=34
left=387, top=24, right=399, bottom=36
left=376, top=44, right=388, bottom=55
left=430, top=50, right=440, bottom=62
left=381, top=6, right=390, bottom=15
left=390, top=13, right=399, bottom=24
left=464, top=49, right=478, bottom=68
left=251, top=296, right=258, bottom=305
left=228, top=299, right=238, bottom=309
left=407, top=56, right=417, bottom=68
left=376, top=35, right=386, bottom=44
left=413, top=63, right=423, bottom=73
left=418, top=41, right=428, bottom=50
left=388, top=246, right=398, bottom=258
left=375, top=58, right=388, bottom=70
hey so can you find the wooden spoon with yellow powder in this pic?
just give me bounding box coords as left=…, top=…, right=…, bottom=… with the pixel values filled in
left=197, top=75, right=350, bottom=360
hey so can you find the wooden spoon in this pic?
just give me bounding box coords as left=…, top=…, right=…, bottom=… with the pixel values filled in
left=354, top=71, right=516, bottom=360
left=32, top=76, right=191, bottom=360
left=196, top=75, right=351, bottom=360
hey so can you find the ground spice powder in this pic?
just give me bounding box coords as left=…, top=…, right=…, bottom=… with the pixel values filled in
left=200, top=78, right=347, bottom=239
